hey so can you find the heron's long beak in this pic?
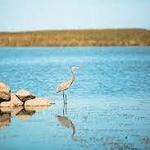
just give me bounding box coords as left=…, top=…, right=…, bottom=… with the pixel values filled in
left=75, top=65, right=82, bottom=70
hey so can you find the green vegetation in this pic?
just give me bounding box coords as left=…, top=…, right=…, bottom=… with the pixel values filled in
left=0, top=29, right=150, bottom=46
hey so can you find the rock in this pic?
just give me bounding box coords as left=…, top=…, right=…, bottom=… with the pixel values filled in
left=0, top=107, right=13, bottom=113
left=0, top=101, right=14, bottom=107
left=11, top=93, right=23, bottom=106
left=0, top=93, right=23, bottom=107
left=25, top=98, right=54, bottom=107
left=16, top=89, right=35, bottom=102
left=0, top=82, right=10, bottom=93
left=25, top=106, right=51, bottom=112
left=0, top=92, right=11, bottom=102
left=0, top=82, right=11, bottom=101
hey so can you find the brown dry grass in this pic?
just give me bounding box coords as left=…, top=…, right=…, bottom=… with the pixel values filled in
left=0, top=29, right=150, bottom=46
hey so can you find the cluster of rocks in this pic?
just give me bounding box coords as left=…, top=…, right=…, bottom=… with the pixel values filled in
left=0, top=82, right=54, bottom=107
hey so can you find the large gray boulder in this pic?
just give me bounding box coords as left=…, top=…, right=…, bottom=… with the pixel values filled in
left=25, top=98, right=53, bottom=107
left=0, top=82, right=11, bottom=102
left=16, top=89, right=35, bottom=102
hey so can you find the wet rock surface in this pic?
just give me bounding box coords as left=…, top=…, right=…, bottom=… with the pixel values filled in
left=0, top=82, right=54, bottom=128
left=0, top=82, right=54, bottom=107
left=25, top=98, right=53, bottom=107
left=0, top=93, right=23, bottom=107
left=16, top=89, right=36, bottom=102
left=0, top=82, right=11, bottom=102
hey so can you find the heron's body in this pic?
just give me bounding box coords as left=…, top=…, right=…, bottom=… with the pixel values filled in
left=56, top=80, right=73, bottom=93
left=56, top=67, right=75, bottom=93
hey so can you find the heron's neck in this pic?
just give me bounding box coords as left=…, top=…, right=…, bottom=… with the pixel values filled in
left=70, top=69, right=75, bottom=83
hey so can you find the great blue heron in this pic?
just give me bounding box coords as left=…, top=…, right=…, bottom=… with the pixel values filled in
left=56, top=66, right=80, bottom=103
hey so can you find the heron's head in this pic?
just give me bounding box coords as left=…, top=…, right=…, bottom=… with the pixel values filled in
left=71, top=65, right=81, bottom=72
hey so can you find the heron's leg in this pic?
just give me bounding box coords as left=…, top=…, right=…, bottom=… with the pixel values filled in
left=63, top=91, right=65, bottom=103
left=63, top=91, right=64, bottom=99
left=64, top=94, right=67, bottom=104
left=64, top=94, right=67, bottom=114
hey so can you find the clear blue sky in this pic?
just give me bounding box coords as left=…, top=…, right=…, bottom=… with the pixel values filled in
left=0, top=0, right=150, bottom=31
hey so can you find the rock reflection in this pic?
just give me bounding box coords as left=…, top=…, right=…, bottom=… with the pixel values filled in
left=0, top=105, right=51, bottom=128
left=16, top=108, right=36, bottom=121
left=56, top=102, right=76, bottom=141
left=0, top=112, right=11, bottom=128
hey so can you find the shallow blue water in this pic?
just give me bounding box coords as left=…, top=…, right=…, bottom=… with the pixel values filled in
left=0, top=47, right=150, bottom=150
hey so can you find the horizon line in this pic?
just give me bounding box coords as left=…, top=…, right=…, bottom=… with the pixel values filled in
left=0, top=27, right=149, bottom=33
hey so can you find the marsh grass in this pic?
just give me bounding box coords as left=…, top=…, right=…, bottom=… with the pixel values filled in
left=0, top=29, right=150, bottom=46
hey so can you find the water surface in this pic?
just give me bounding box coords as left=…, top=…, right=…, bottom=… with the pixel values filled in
left=0, top=47, right=150, bottom=150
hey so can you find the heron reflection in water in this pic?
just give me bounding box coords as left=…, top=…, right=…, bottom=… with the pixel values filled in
left=56, top=102, right=76, bottom=141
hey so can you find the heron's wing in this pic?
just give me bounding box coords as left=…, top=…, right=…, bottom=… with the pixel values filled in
left=56, top=80, right=71, bottom=93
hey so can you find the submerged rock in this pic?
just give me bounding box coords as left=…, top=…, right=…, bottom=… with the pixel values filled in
left=0, top=82, right=11, bottom=102
left=16, top=89, right=36, bottom=102
left=25, top=98, right=53, bottom=106
left=0, top=93, right=23, bottom=107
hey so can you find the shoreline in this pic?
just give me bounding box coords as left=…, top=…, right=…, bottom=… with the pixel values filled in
left=0, top=46, right=150, bottom=48
left=0, top=29, right=150, bottom=47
